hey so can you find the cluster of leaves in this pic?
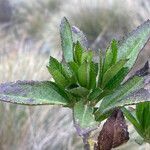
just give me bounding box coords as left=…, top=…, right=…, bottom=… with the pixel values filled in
left=123, top=102, right=150, bottom=143
left=0, top=17, right=150, bottom=148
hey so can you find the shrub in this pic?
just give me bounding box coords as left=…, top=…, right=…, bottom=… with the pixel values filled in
left=0, top=17, right=150, bottom=150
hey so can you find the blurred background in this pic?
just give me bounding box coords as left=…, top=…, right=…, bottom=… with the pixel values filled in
left=0, top=0, right=150, bottom=149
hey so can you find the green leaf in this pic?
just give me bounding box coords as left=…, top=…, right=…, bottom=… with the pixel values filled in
left=122, top=103, right=150, bottom=143
left=73, top=101, right=98, bottom=129
left=77, top=62, right=88, bottom=87
left=98, top=50, right=104, bottom=86
left=136, top=102, right=150, bottom=132
left=88, top=62, right=97, bottom=89
left=88, top=87, right=103, bottom=100
left=102, top=59, right=128, bottom=88
left=48, top=56, right=61, bottom=70
left=50, top=70, right=69, bottom=88
left=98, top=76, right=144, bottom=114
left=47, top=56, right=62, bottom=76
left=122, top=107, right=142, bottom=135
left=74, top=41, right=83, bottom=65
left=111, top=86, right=150, bottom=110
left=47, top=56, right=73, bottom=87
left=81, top=51, right=93, bottom=64
left=72, top=26, right=88, bottom=49
left=60, top=17, right=73, bottom=62
left=0, top=81, right=69, bottom=105
left=136, top=101, right=150, bottom=143
left=68, top=87, right=89, bottom=98
left=61, top=64, right=73, bottom=81
left=111, top=39, right=118, bottom=64
left=105, top=67, right=129, bottom=90
left=68, top=61, right=79, bottom=77
left=103, top=39, right=118, bottom=73
left=136, top=102, right=150, bottom=143
left=118, top=20, right=150, bottom=69
left=47, top=56, right=62, bottom=75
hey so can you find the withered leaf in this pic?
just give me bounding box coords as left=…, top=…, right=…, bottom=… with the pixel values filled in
left=134, top=61, right=149, bottom=77
left=95, top=109, right=129, bottom=150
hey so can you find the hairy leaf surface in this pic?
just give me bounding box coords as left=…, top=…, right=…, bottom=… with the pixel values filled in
left=102, top=59, right=127, bottom=88
left=72, top=26, right=88, bottom=49
left=118, top=20, right=150, bottom=69
left=60, top=17, right=73, bottom=62
left=0, top=81, right=68, bottom=105
left=103, top=39, right=118, bottom=73
left=74, top=41, right=83, bottom=65
left=74, top=101, right=98, bottom=133
left=98, top=76, right=144, bottom=114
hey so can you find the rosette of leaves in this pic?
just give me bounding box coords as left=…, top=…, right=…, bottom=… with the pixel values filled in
left=0, top=17, right=150, bottom=150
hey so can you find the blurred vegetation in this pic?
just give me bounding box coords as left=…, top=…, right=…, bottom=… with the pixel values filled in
left=69, top=1, right=133, bottom=50
left=0, top=0, right=150, bottom=149
left=10, top=0, right=64, bottom=39
left=0, top=0, right=12, bottom=23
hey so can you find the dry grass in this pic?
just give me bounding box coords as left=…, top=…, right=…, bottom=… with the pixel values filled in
left=48, top=0, right=150, bottom=51
left=0, top=46, right=82, bottom=150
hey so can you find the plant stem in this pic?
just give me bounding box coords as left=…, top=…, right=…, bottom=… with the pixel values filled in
left=74, top=124, right=91, bottom=150
left=73, top=115, right=91, bottom=150
left=82, top=133, right=90, bottom=150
